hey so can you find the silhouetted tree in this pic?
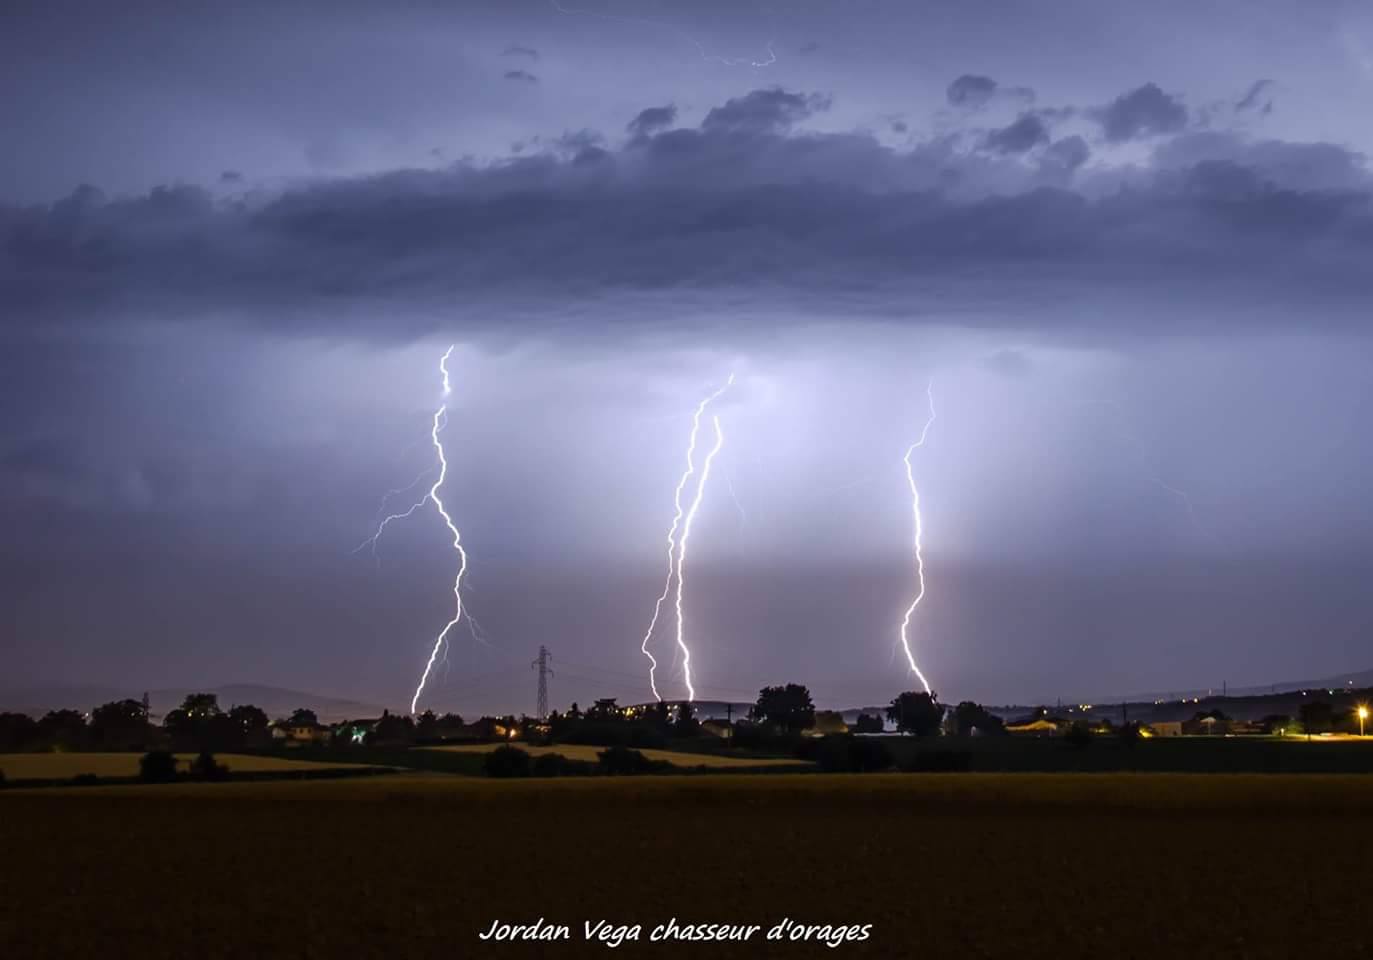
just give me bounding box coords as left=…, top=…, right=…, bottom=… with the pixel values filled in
left=673, top=701, right=699, bottom=737
left=952, top=701, right=1006, bottom=737
left=287, top=708, right=319, bottom=727
left=651, top=700, right=673, bottom=733
left=483, top=746, right=531, bottom=778
left=751, top=684, right=816, bottom=733
left=852, top=713, right=884, bottom=734
left=38, top=709, right=88, bottom=750
left=414, top=710, right=439, bottom=739
left=567, top=702, right=582, bottom=720
left=181, top=693, right=221, bottom=718
left=597, top=746, right=655, bottom=775
left=1300, top=701, right=1334, bottom=737
left=0, top=712, right=39, bottom=751
left=1260, top=714, right=1293, bottom=735
left=139, top=750, right=179, bottom=783
left=190, top=751, right=229, bottom=781
left=227, top=704, right=270, bottom=747
left=90, top=699, right=153, bottom=750
left=1064, top=720, right=1093, bottom=748
left=886, top=691, right=943, bottom=737
left=369, top=710, right=415, bottom=746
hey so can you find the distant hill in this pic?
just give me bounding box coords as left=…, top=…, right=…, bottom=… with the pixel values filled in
left=0, top=683, right=389, bottom=723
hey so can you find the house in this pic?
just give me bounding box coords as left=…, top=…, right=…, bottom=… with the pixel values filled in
left=1145, top=721, right=1183, bottom=737
left=701, top=719, right=733, bottom=739
left=271, top=720, right=333, bottom=746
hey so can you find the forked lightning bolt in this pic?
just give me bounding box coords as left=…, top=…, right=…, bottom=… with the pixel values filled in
left=410, top=347, right=469, bottom=714
left=673, top=413, right=725, bottom=702
left=639, top=374, right=734, bottom=701
left=898, top=382, right=937, bottom=694
left=354, top=346, right=469, bottom=714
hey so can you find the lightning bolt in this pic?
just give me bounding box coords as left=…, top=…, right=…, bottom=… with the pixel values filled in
left=549, top=1, right=776, bottom=68
left=898, top=382, right=937, bottom=694
left=410, top=346, right=469, bottom=715
left=674, top=413, right=725, bottom=702
left=639, top=374, right=734, bottom=701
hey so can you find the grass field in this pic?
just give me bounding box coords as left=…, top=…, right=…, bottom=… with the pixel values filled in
left=4, top=773, right=1373, bottom=958
left=420, top=742, right=809, bottom=768
left=0, top=752, right=375, bottom=781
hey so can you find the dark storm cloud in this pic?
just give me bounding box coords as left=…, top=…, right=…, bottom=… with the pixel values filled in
left=1096, top=82, right=1189, bottom=142
left=626, top=104, right=679, bottom=138
left=501, top=44, right=539, bottom=60
left=946, top=74, right=1035, bottom=110
left=4, top=87, right=1373, bottom=339
left=947, top=74, right=998, bottom=108
left=983, top=112, right=1051, bottom=154
left=503, top=69, right=539, bottom=84
left=699, top=88, right=829, bottom=135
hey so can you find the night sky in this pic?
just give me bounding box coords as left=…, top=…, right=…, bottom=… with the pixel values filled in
left=5, top=0, right=1373, bottom=715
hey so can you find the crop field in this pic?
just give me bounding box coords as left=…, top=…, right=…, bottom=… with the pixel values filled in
left=421, top=742, right=809, bottom=768
left=0, top=752, right=375, bottom=781
left=4, top=773, right=1373, bottom=959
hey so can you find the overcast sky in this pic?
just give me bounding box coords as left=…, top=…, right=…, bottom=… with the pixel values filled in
left=5, top=0, right=1373, bottom=715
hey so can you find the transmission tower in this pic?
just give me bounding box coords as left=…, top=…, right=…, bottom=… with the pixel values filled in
left=531, top=645, right=553, bottom=721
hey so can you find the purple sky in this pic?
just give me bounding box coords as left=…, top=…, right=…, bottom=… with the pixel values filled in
left=5, top=0, right=1373, bottom=715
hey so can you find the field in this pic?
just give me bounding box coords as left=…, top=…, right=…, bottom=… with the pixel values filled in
left=420, top=742, right=809, bottom=768
left=0, top=751, right=376, bottom=781
left=5, top=774, right=1373, bottom=958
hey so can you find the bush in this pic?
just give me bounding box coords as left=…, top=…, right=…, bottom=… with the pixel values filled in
left=71, top=773, right=101, bottom=786
left=483, top=746, right=531, bottom=778
left=597, top=746, right=655, bottom=775
left=814, top=735, right=893, bottom=773
left=139, top=750, right=179, bottom=783
left=1064, top=722, right=1093, bottom=749
left=530, top=752, right=571, bottom=777
left=190, top=751, right=230, bottom=782
left=899, top=749, right=972, bottom=773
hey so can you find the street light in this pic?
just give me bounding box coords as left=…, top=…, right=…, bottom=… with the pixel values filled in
left=1358, top=705, right=1368, bottom=737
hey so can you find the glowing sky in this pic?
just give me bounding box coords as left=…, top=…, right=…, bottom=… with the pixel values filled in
left=5, top=0, right=1373, bottom=713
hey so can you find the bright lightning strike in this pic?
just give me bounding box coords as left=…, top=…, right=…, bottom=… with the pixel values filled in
left=673, top=413, right=724, bottom=702
left=354, top=346, right=471, bottom=715
left=410, top=346, right=469, bottom=715
left=898, top=382, right=937, bottom=694
left=639, top=374, right=734, bottom=701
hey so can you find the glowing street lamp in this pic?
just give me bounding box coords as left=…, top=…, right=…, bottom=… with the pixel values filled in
left=1358, top=705, right=1368, bottom=737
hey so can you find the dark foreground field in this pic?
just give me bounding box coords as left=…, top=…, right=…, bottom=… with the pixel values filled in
left=4, top=774, right=1372, bottom=959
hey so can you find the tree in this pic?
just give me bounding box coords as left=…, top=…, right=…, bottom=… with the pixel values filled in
left=951, top=701, right=1006, bottom=737
left=886, top=691, right=943, bottom=737
left=751, top=684, right=816, bottom=733
left=483, top=746, right=531, bottom=778
left=139, top=750, right=179, bottom=783
left=0, top=712, right=39, bottom=751
left=414, top=710, right=439, bottom=740
left=673, top=701, right=699, bottom=737
left=1299, top=701, right=1334, bottom=737
left=651, top=700, right=673, bottom=733
left=597, top=746, right=656, bottom=775
left=190, top=751, right=229, bottom=781
left=90, top=699, right=152, bottom=750
left=852, top=713, right=884, bottom=734
left=287, top=707, right=319, bottom=727
left=38, top=709, right=88, bottom=750
left=227, top=704, right=269, bottom=748
left=181, top=693, right=222, bottom=718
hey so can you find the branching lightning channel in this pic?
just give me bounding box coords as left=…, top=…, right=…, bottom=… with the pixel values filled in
left=673, top=413, right=725, bottom=702
left=410, top=346, right=469, bottom=714
left=898, top=382, right=937, bottom=694
left=639, top=374, right=734, bottom=701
